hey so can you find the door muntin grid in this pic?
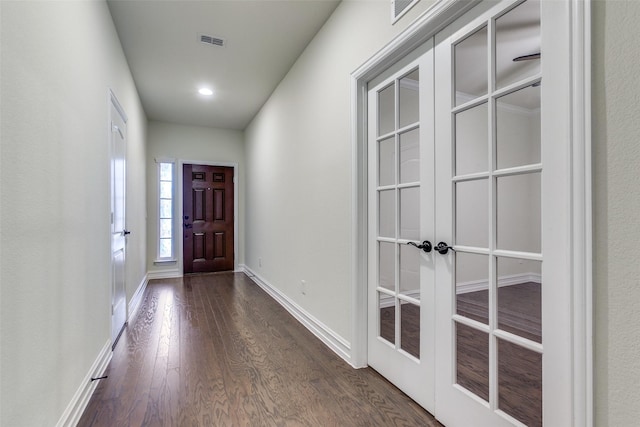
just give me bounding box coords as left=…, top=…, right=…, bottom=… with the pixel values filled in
left=376, top=67, right=422, bottom=360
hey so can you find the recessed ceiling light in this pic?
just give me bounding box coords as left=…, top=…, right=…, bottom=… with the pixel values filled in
left=198, top=88, right=213, bottom=96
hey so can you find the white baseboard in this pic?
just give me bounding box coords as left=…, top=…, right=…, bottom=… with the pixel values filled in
left=128, top=273, right=148, bottom=321
left=147, top=268, right=182, bottom=280
left=55, top=340, right=112, bottom=427
left=243, top=266, right=353, bottom=367
left=457, top=272, right=542, bottom=294
left=235, top=263, right=247, bottom=273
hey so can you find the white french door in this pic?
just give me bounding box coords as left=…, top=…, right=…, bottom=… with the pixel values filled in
left=367, top=0, right=575, bottom=425
left=367, top=43, right=435, bottom=411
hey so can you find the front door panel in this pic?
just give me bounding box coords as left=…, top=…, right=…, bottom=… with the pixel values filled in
left=183, top=164, right=234, bottom=273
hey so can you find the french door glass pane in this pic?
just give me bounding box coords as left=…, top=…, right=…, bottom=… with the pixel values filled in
left=379, top=190, right=396, bottom=238
left=379, top=293, right=396, bottom=345
left=497, top=85, right=541, bottom=170
left=400, top=187, right=420, bottom=240
left=456, top=252, right=489, bottom=324
left=399, top=69, right=420, bottom=128
left=378, top=242, right=395, bottom=292
left=455, top=102, right=488, bottom=176
left=495, top=0, right=541, bottom=90
left=400, top=244, right=420, bottom=299
left=496, top=172, right=541, bottom=253
left=455, top=179, right=488, bottom=248
left=456, top=322, right=489, bottom=402
left=400, top=301, right=420, bottom=358
left=498, top=338, right=542, bottom=427
left=378, top=84, right=395, bottom=136
left=399, top=129, right=420, bottom=183
left=379, top=137, right=396, bottom=186
left=497, top=257, right=542, bottom=343
left=454, top=26, right=488, bottom=106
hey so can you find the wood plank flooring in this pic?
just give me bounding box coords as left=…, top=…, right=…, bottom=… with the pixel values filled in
left=78, top=273, right=440, bottom=427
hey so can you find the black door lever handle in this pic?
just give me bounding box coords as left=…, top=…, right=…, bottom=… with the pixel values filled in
left=435, top=242, right=455, bottom=254
left=184, top=223, right=192, bottom=229
left=407, top=240, right=432, bottom=253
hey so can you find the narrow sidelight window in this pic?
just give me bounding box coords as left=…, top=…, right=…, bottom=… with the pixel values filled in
left=157, top=161, right=174, bottom=260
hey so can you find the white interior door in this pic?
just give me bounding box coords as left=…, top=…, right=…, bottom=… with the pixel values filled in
left=367, top=46, right=435, bottom=411
left=110, top=97, right=127, bottom=349
left=433, top=0, right=572, bottom=426
left=367, top=0, right=575, bottom=425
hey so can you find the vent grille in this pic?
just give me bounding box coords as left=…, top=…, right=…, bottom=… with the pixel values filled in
left=199, top=34, right=225, bottom=47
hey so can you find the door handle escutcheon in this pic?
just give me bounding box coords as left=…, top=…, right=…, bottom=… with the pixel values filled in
left=407, top=240, right=432, bottom=253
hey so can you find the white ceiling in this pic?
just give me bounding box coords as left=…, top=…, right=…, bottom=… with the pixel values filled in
left=107, top=0, right=341, bottom=130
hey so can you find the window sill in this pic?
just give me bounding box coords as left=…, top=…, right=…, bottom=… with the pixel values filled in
left=154, top=259, right=177, bottom=265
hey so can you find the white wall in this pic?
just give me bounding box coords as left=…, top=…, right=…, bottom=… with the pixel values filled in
left=0, top=1, right=147, bottom=425
left=245, top=0, right=437, bottom=345
left=146, top=121, right=245, bottom=275
left=593, top=1, right=640, bottom=425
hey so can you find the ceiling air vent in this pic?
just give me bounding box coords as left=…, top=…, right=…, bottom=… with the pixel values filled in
left=199, top=34, right=225, bottom=47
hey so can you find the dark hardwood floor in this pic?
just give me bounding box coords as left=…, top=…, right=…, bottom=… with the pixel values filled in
left=79, top=273, right=441, bottom=427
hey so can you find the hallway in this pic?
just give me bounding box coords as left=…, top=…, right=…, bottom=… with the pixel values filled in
left=78, top=273, right=440, bottom=426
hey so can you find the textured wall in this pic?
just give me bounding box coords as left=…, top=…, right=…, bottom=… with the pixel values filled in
left=593, top=0, right=640, bottom=425
left=0, top=1, right=147, bottom=425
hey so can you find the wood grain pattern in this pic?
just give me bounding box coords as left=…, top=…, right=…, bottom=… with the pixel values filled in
left=79, top=273, right=440, bottom=426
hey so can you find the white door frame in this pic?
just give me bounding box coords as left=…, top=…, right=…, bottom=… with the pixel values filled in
left=109, top=89, right=128, bottom=348
left=350, top=0, right=592, bottom=424
left=176, top=159, right=240, bottom=274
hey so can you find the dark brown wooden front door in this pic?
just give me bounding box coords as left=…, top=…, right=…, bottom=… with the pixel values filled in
left=183, top=164, right=234, bottom=273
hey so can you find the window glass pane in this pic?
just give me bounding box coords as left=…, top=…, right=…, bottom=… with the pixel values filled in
left=378, top=84, right=395, bottom=136
left=379, top=190, right=396, bottom=238
left=496, top=172, right=541, bottom=253
left=455, top=26, right=488, bottom=106
left=400, top=301, right=420, bottom=359
left=400, top=187, right=419, bottom=240
left=399, top=129, right=420, bottom=184
left=455, top=103, right=488, bottom=176
left=379, top=137, right=395, bottom=187
left=495, top=0, right=541, bottom=90
left=379, top=293, right=395, bottom=345
left=498, top=339, right=542, bottom=426
left=456, top=252, right=489, bottom=324
left=399, top=69, right=419, bottom=128
left=160, top=199, right=172, bottom=219
left=456, top=179, right=488, bottom=248
left=400, top=244, right=420, bottom=299
left=160, top=163, right=173, bottom=181
left=159, top=238, right=172, bottom=258
left=160, top=181, right=172, bottom=199
left=497, top=85, right=541, bottom=170
left=456, top=322, right=489, bottom=402
left=160, top=218, right=172, bottom=238
left=379, top=242, right=396, bottom=292
left=497, top=257, right=542, bottom=343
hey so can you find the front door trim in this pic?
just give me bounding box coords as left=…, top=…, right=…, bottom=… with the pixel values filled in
left=350, top=0, right=592, bottom=424
left=177, top=160, right=239, bottom=274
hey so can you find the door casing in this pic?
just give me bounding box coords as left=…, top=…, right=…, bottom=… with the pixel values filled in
left=350, top=0, right=592, bottom=424
left=177, top=160, right=239, bottom=274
